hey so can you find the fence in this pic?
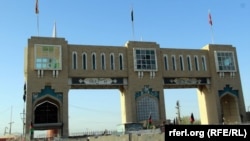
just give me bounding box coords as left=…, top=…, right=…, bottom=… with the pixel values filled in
left=34, top=130, right=117, bottom=140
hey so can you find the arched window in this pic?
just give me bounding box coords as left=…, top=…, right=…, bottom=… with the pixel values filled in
left=172, top=55, right=176, bottom=71
left=101, top=53, right=106, bottom=70
left=136, top=95, right=159, bottom=122
left=187, top=55, right=192, bottom=71
left=119, top=53, right=123, bottom=70
left=92, top=53, right=96, bottom=70
left=194, top=56, right=199, bottom=71
left=110, top=53, right=115, bottom=70
left=82, top=52, right=87, bottom=70
left=164, top=55, right=168, bottom=70
left=201, top=56, right=207, bottom=71
left=179, top=55, right=184, bottom=71
left=72, top=51, right=77, bottom=69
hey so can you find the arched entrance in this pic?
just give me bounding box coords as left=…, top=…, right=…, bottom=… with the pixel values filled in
left=219, top=85, right=241, bottom=124
left=34, top=101, right=59, bottom=124
left=30, top=86, right=64, bottom=138
left=220, top=94, right=240, bottom=124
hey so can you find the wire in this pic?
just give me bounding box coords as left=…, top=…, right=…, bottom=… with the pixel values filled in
left=69, top=104, right=119, bottom=115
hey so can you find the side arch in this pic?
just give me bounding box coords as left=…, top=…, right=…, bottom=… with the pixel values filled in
left=34, top=97, right=60, bottom=124
left=31, top=86, right=64, bottom=130
left=219, top=85, right=241, bottom=124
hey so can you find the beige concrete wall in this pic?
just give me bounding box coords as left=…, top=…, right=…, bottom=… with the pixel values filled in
left=197, top=44, right=246, bottom=124
left=42, top=134, right=164, bottom=141
left=26, top=37, right=70, bottom=137
left=87, top=133, right=164, bottom=141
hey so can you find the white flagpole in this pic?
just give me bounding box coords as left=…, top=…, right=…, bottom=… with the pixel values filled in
left=210, top=25, right=214, bottom=44
left=37, top=15, right=39, bottom=36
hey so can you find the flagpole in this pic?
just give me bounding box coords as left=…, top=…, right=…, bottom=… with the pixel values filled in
left=132, top=19, right=135, bottom=40
left=210, top=26, right=214, bottom=44
left=37, top=14, right=39, bottom=36
left=35, top=0, right=39, bottom=36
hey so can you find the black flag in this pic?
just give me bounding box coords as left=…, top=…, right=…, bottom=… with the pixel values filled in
left=131, top=8, right=134, bottom=22
left=190, top=113, right=195, bottom=124
left=23, top=83, right=26, bottom=102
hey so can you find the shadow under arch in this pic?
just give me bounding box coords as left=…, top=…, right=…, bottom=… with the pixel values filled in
left=34, top=99, right=60, bottom=124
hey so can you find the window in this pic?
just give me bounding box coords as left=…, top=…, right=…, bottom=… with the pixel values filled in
left=194, top=56, right=199, bottom=71
left=201, top=56, right=207, bottom=71
left=164, top=55, right=168, bottom=70
left=119, top=53, right=123, bottom=70
left=82, top=53, right=87, bottom=70
left=72, top=52, right=77, bottom=70
left=101, top=53, right=106, bottom=70
left=34, top=44, right=62, bottom=70
left=179, top=55, right=184, bottom=71
left=172, top=55, right=176, bottom=71
left=92, top=53, right=96, bottom=70
left=187, top=55, right=192, bottom=71
left=136, top=95, right=159, bottom=122
left=214, top=51, right=236, bottom=72
left=110, top=53, right=115, bottom=70
left=133, top=48, right=157, bottom=71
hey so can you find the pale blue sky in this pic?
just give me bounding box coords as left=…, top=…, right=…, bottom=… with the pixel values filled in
left=0, top=0, right=249, bottom=135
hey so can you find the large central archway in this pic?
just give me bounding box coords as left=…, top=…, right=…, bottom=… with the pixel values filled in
left=68, top=89, right=121, bottom=133
left=164, top=88, right=200, bottom=124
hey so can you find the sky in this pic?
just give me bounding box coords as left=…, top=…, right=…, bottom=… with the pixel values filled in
left=0, top=0, right=249, bottom=136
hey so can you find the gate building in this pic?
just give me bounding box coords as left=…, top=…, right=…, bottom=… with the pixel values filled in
left=24, top=36, right=246, bottom=137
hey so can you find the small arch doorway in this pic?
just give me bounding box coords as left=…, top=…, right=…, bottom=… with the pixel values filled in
left=34, top=101, right=59, bottom=123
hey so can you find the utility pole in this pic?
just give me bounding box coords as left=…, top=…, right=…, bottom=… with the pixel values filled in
left=176, top=100, right=181, bottom=124
left=20, top=105, right=26, bottom=139
left=9, top=106, right=14, bottom=134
